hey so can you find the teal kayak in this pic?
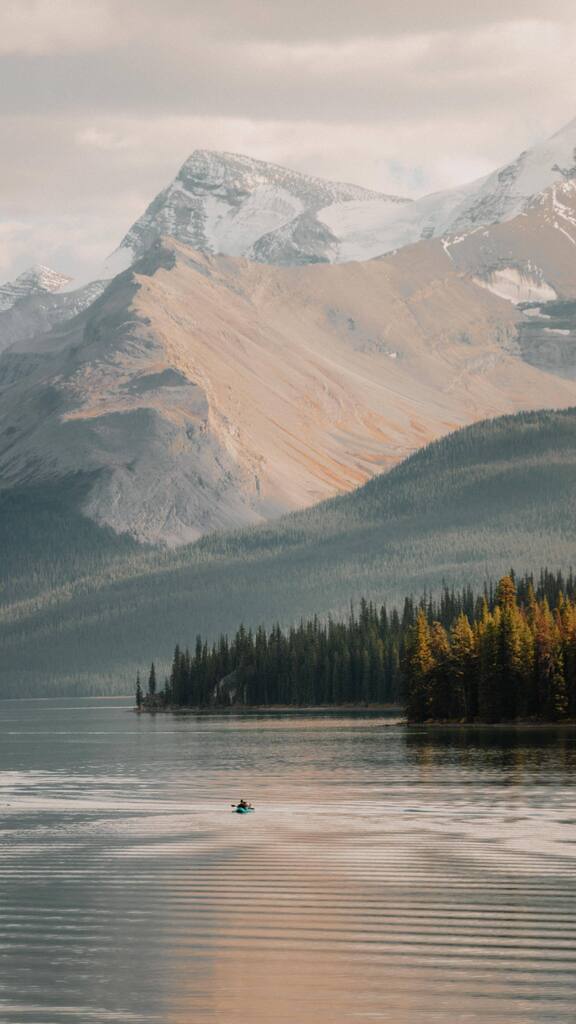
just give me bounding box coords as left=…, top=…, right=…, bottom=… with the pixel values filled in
left=234, top=806, right=254, bottom=814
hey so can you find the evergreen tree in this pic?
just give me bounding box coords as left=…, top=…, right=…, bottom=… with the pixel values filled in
left=141, top=572, right=576, bottom=722
left=478, top=607, right=501, bottom=722
left=560, top=600, right=576, bottom=717
left=404, top=610, right=433, bottom=721
left=135, top=672, right=143, bottom=709
left=534, top=600, right=567, bottom=720
left=148, top=662, right=157, bottom=698
left=495, top=577, right=523, bottom=720
left=428, top=622, right=451, bottom=720
left=450, top=613, right=476, bottom=719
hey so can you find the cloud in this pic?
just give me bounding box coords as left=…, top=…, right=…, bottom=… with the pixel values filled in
left=0, top=221, right=31, bottom=275
left=95, top=0, right=576, bottom=43
left=76, top=127, right=138, bottom=151
left=0, top=0, right=110, bottom=55
left=1, top=15, right=574, bottom=130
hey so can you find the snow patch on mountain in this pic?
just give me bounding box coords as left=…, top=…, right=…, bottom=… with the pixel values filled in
left=202, top=184, right=304, bottom=255
left=472, top=268, right=558, bottom=305
left=101, top=245, right=134, bottom=280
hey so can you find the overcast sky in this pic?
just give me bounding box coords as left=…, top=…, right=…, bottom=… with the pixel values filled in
left=1, top=0, right=576, bottom=281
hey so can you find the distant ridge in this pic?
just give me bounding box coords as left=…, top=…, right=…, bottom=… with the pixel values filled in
left=0, top=265, right=71, bottom=313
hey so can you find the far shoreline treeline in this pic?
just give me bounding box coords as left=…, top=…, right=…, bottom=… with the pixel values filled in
left=136, top=570, right=576, bottom=723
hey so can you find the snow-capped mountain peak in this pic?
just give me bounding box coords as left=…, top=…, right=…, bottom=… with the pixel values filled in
left=105, top=149, right=410, bottom=272
left=0, top=265, right=72, bottom=312
left=177, top=149, right=397, bottom=204
left=103, top=115, right=576, bottom=275
left=444, top=114, right=576, bottom=235
left=325, top=114, right=576, bottom=261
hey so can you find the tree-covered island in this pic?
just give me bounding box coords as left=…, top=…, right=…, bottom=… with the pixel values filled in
left=136, top=571, right=576, bottom=723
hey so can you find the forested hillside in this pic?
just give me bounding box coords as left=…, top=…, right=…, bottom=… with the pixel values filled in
left=1, top=408, right=576, bottom=695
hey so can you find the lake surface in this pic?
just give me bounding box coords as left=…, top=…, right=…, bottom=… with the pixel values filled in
left=0, top=700, right=575, bottom=1023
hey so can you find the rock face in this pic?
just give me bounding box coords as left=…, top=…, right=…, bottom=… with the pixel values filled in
left=443, top=179, right=576, bottom=297
left=515, top=300, right=576, bottom=379
left=433, top=178, right=576, bottom=379
left=106, top=149, right=411, bottom=271
left=3, top=236, right=576, bottom=546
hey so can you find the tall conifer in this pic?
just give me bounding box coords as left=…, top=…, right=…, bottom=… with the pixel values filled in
left=148, top=662, right=157, bottom=698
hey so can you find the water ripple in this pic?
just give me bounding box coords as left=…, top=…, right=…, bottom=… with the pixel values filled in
left=0, top=701, right=575, bottom=1022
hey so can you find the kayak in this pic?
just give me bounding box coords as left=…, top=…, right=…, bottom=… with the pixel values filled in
left=234, top=806, right=255, bottom=814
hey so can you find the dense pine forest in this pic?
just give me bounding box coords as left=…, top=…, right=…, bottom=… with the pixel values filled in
left=138, top=570, right=576, bottom=722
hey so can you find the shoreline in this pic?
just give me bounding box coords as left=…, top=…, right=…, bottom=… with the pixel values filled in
left=135, top=704, right=576, bottom=727
left=136, top=702, right=403, bottom=715
left=409, top=719, right=576, bottom=729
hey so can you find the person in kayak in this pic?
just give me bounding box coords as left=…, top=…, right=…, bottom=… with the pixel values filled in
left=237, top=798, right=253, bottom=810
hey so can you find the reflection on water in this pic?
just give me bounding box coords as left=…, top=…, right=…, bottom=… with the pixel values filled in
left=0, top=701, right=575, bottom=1023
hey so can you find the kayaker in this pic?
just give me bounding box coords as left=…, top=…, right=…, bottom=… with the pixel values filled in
left=238, top=798, right=253, bottom=809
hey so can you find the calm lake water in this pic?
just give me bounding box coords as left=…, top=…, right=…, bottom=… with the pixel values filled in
left=0, top=699, right=575, bottom=1024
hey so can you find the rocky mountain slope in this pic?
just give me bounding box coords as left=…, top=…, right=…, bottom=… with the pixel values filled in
left=2, top=407, right=575, bottom=695
left=442, top=178, right=576, bottom=297
left=435, top=176, right=576, bottom=379
left=3, top=233, right=576, bottom=546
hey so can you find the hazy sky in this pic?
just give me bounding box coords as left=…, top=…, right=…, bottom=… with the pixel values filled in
left=2, top=0, right=576, bottom=281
